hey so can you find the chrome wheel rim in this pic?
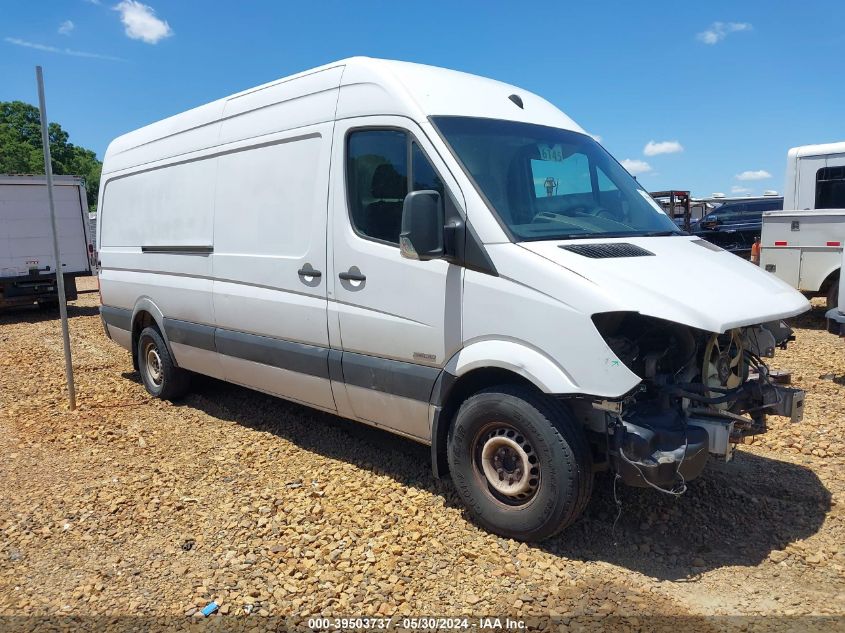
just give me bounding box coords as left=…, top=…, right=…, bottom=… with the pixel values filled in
left=143, top=341, right=163, bottom=387
left=475, top=425, right=540, bottom=504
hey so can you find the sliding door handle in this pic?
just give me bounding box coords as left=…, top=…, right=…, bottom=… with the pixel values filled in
left=338, top=270, right=366, bottom=282
left=297, top=267, right=321, bottom=278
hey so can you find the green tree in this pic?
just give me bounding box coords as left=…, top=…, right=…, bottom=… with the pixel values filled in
left=0, top=100, right=102, bottom=211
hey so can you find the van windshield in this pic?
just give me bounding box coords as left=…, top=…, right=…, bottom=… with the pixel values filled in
left=432, top=116, right=681, bottom=241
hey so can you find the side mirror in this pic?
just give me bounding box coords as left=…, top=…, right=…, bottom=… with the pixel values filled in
left=400, top=190, right=445, bottom=260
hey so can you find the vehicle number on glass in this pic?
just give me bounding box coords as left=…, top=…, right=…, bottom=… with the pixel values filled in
left=537, top=143, right=565, bottom=162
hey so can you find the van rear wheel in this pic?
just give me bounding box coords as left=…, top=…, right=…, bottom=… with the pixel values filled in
left=447, top=385, right=592, bottom=542
left=137, top=326, right=190, bottom=400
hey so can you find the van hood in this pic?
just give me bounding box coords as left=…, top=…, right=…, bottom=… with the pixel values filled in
left=520, top=236, right=810, bottom=333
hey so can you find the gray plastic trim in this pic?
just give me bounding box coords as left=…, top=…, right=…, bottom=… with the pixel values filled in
left=163, top=318, right=216, bottom=352
left=341, top=351, right=440, bottom=402
left=100, top=305, right=132, bottom=331
left=146, top=317, right=441, bottom=403
left=216, top=329, right=329, bottom=379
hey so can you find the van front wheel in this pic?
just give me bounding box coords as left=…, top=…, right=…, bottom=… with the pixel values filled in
left=447, top=385, right=592, bottom=542
left=137, top=326, right=190, bottom=400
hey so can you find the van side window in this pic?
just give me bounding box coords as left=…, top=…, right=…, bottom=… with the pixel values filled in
left=816, top=166, right=845, bottom=209
left=347, top=130, right=408, bottom=245
left=346, top=130, right=443, bottom=246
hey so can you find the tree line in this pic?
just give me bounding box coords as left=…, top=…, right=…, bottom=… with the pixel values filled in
left=0, top=100, right=102, bottom=211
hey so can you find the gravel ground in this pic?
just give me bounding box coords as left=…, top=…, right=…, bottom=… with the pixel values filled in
left=0, top=277, right=843, bottom=632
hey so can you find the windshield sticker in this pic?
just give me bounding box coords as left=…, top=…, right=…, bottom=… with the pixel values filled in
left=638, top=189, right=667, bottom=214
left=537, top=144, right=565, bottom=162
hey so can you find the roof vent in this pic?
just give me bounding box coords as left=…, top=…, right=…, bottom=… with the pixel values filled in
left=508, top=94, right=524, bottom=109
left=559, top=243, right=654, bottom=258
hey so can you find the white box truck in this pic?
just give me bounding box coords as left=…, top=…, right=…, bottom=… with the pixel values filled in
left=0, top=174, right=93, bottom=308
left=760, top=142, right=845, bottom=307
left=98, top=58, right=808, bottom=541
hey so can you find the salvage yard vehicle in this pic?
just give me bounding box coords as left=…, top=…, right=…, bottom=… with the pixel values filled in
left=692, top=196, right=783, bottom=258
left=98, top=57, right=809, bottom=541
left=761, top=141, right=845, bottom=308
left=0, top=174, right=93, bottom=309
left=762, top=210, right=845, bottom=309
left=827, top=249, right=845, bottom=336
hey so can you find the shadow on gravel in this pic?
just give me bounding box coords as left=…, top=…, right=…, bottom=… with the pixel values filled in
left=788, top=302, right=829, bottom=331
left=551, top=453, right=831, bottom=580
left=0, top=303, right=100, bottom=324
left=179, top=374, right=831, bottom=581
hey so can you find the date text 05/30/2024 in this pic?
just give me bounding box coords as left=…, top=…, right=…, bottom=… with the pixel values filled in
left=306, top=617, right=526, bottom=630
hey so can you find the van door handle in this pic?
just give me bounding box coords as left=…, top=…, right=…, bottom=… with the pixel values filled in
left=338, top=270, right=366, bottom=282
left=297, top=267, right=321, bottom=278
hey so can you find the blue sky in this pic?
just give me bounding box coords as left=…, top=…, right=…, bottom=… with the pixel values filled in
left=2, top=1, right=843, bottom=198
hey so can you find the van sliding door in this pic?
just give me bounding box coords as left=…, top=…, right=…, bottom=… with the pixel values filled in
left=211, top=124, right=335, bottom=412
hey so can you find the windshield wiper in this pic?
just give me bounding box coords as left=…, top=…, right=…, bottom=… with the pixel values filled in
left=639, top=230, right=685, bottom=237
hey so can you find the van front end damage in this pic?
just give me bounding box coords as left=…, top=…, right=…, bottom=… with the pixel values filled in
left=585, top=313, right=804, bottom=491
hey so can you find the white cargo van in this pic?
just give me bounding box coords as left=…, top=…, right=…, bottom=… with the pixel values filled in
left=761, top=141, right=845, bottom=307
left=1, top=174, right=93, bottom=308
left=98, top=58, right=809, bottom=541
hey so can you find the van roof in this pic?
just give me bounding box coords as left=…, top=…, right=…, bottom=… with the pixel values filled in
left=787, top=141, right=845, bottom=158
left=103, top=57, right=583, bottom=174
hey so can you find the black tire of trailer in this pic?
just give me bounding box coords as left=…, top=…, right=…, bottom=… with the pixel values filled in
left=446, top=385, right=593, bottom=542
left=827, top=280, right=839, bottom=311
left=137, top=326, right=191, bottom=401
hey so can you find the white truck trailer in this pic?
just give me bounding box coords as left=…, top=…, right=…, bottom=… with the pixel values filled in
left=827, top=249, right=845, bottom=336
left=760, top=142, right=845, bottom=307
left=0, top=174, right=94, bottom=309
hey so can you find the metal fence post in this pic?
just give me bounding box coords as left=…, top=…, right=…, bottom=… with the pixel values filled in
left=36, top=66, right=77, bottom=411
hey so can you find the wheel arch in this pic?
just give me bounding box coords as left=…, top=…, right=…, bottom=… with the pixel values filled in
left=429, top=340, right=581, bottom=480
left=819, top=266, right=841, bottom=294
left=130, top=298, right=176, bottom=370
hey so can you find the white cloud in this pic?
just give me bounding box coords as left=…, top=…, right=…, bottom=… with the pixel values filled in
left=85, top=0, right=102, bottom=4
left=731, top=185, right=752, bottom=194
left=114, top=0, right=172, bottom=44
left=620, top=159, right=652, bottom=176
left=696, top=22, right=752, bottom=45
left=643, top=140, right=683, bottom=156
left=735, top=169, right=772, bottom=181
left=4, top=36, right=123, bottom=61
left=58, top=20, right=75, bottom=35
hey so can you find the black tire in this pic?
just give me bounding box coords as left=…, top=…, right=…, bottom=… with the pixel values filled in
left=447, top=385, right=593, bottom=542
left=826, top=281, right=839, bottom=311
left=137, top=326, right=190, bottom=400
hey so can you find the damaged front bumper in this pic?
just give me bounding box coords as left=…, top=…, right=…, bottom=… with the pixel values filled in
left=607, top=381, right=805, bottom=490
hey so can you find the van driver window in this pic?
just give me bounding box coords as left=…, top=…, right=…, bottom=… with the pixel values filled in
left=346, top=130, right=441, bottom=245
